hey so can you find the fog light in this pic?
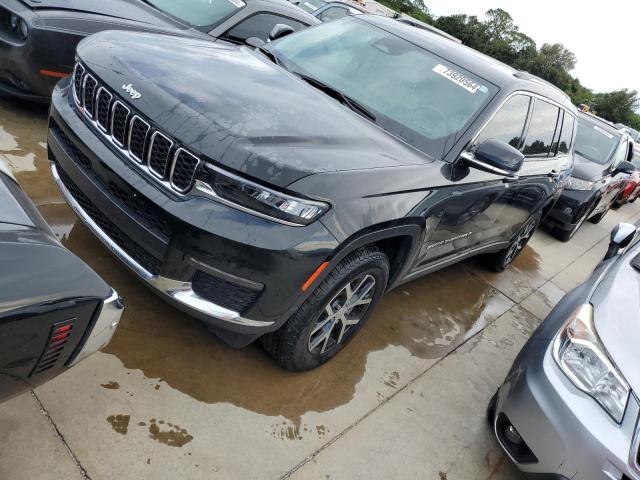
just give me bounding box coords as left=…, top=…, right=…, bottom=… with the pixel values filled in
left=9, top=13, right=18, bottom=30
left=504, top=424, right=523, bottom=445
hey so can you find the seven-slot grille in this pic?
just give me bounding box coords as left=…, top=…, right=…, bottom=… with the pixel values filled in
left=72, top=62, right=201, bottom=194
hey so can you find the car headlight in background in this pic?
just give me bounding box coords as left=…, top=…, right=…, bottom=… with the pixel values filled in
left=18, top=19, right=28, bottom=40
left=200, top=167, right=329, bottom=226
left=9, top=13, right=19, bottom=30
left=564, top=176, right=595, bottom=191
left=553, top=304, right=630, bottom=423
left=6, top=13, right=28, bottom=40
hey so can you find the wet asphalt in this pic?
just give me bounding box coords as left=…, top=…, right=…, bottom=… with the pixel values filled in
left=1, top=95, right=639, bottom=479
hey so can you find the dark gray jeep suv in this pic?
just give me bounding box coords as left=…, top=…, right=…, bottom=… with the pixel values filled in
left=48, top=15, right=577, bottom=370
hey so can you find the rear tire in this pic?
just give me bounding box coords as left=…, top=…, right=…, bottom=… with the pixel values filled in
left=260, top=246, right=389, bottom=371
left=483, top=213, right=540, bottom=272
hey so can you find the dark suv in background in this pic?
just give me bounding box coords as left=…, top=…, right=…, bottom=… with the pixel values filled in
left=547, top=113, right=635, bottom=241
left=0, top=0, right=318, bottom=102
left=48, top=15, right=576, bottom=370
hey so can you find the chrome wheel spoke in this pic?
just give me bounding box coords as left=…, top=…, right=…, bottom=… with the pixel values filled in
left=308, top=273, right=378, bottom=354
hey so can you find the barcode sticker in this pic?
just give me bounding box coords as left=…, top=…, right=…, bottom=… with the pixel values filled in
left=433, top=64, right=483, bottom=94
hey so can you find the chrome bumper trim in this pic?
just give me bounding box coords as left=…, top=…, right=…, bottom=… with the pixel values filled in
left=69, top=289, right=123, bottom=366
left=51, top=162, right=273, bottom=329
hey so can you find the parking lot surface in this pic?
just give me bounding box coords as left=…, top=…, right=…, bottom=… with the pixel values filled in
left=1, top=96, right=639, bottom=480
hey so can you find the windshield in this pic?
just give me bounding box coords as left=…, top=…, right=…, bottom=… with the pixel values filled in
left=295, top=0, right=328, bottom=14
left=574, top=117, right=620, bottom=164
left=271, top=17, right=497, bottom=158
left=144, top=0, right=245, bottom=28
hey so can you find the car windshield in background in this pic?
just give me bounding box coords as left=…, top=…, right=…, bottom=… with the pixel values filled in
left=296, top=0, right=328, bottom=14
left=271, top=17, right=497, bottom=158
left=574, top=117, right=619, bottom=164
left=144, top=0, right=245, bottom=28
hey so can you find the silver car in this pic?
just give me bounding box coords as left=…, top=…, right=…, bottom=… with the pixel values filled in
left=489, top=222, right=640, bottom=479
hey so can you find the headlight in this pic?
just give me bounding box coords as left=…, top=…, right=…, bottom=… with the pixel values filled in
left=553, top=304, right=630, bottom=423
left=564, top=176, right=595, bottom=191
left=204, top=167, right=329, bottom=226
left=18, top=19, right=28, bottom=40
left=9, top=13, right=19, bottom=30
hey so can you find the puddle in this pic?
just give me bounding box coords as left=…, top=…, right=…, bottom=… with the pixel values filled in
left=148, top=419, right=193, bottom=447
left=107, top=414, right=130, bottom=435
left=101, top=381, right=120, bottom=390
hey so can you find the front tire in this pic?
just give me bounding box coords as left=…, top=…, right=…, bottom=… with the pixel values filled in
left=589, top=208, right=608, bottom=224
left=261, top=247, right=389, bottom=371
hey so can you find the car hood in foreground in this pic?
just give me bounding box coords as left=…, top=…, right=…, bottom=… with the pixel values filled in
left=570, top=152, right=609, bottom=182
left=77, top=31, right=432, bottom=188
left=591, top=242, right=640, bottom=393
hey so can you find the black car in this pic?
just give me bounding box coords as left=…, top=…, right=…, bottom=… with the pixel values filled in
left=547, top=112, right=636, bottom=242
left=0, top=158, right=123, bottom=404
left=48, top=15, right=576, bottom=370
left=0, top=0, right=318, bottom=102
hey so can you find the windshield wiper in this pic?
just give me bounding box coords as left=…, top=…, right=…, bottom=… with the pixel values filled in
left=258, top=46, right=283, bottom=67
left=293, top=72, right=376, bottom=122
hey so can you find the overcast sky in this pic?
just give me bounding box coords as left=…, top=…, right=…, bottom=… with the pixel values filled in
left=426, top=0, right=640, bottom=94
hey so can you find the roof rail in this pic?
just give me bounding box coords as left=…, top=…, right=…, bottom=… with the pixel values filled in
left=513, top=71, right=572, bottom=102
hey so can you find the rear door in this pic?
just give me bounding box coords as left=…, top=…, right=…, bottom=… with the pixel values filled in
left=498, top=98, right=572, bottom=237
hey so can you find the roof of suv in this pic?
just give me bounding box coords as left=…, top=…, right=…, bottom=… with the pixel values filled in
left=362, top=15, right=574, bottom=110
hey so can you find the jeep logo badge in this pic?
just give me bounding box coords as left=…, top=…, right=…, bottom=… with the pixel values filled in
left=122, top=83, right=142, bottom=100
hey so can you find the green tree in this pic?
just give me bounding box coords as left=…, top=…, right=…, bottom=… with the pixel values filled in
left=592, top=89, right=640, bottom=124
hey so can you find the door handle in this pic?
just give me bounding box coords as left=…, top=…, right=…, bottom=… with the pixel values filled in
left=548, top=170, right=561, bottom=178
left=503, top=175, right=519, bottom=183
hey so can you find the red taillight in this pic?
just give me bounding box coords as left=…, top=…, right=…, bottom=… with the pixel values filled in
left=51, top=332, right=70, bottom=342
left=53, top=325, right=72, bottom=334
left=31, top=319, right=76, bottom=375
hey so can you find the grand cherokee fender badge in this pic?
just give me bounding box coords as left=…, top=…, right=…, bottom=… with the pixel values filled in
left=122, top=83, right=142, bottom=100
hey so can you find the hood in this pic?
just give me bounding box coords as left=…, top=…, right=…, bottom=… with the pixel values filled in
left=570, top=152, right=608, bottom=182
left=21, top=0, right=179, bottom=26
left=78, top=31, right=431, bottom=188
left=592, top=242, right=640, bottom=393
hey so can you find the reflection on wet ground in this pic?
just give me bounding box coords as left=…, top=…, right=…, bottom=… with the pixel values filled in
left=1, top=96, right=529, bottom=424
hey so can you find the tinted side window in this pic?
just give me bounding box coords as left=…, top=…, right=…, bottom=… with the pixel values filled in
left=475, top=94, right=531, bottom=149
left=223, top=13, right=306, bottom=43
left=522, top=100, right=560, bottom=157
left=556, top=113, right=575, bottom=155
left=318, top=6, right=349, bottom=21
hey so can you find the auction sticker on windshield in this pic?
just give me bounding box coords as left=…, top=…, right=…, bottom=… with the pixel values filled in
left=432, top=64, right=485, bottom=94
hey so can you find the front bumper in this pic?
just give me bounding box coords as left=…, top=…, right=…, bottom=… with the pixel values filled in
left=494, top=335, right=640, bottom=479
left=546, top=188, right=598, bottom=232
left=48, top=81, right=338, bottom=344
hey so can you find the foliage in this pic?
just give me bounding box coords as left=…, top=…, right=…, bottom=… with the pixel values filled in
left=373, top=1, right=639, bottom=126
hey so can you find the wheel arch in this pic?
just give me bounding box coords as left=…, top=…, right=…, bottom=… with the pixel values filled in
left=323, top=221, right=424, bottom=291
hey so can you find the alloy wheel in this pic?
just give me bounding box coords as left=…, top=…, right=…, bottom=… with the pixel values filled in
left=308, top=273, right=377, bottom=354
left=503, top=218, right=537, bottom=266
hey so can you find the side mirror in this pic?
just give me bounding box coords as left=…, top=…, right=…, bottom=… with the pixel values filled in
left=615, top=160, right=636, bottom=175
left=462, top=139, right=524, bottom=176
left=604, top=222, right=637, bottom=260
left=245, top=37, right=266, bottom=48
left=269, top=24, right=295, bottom=42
